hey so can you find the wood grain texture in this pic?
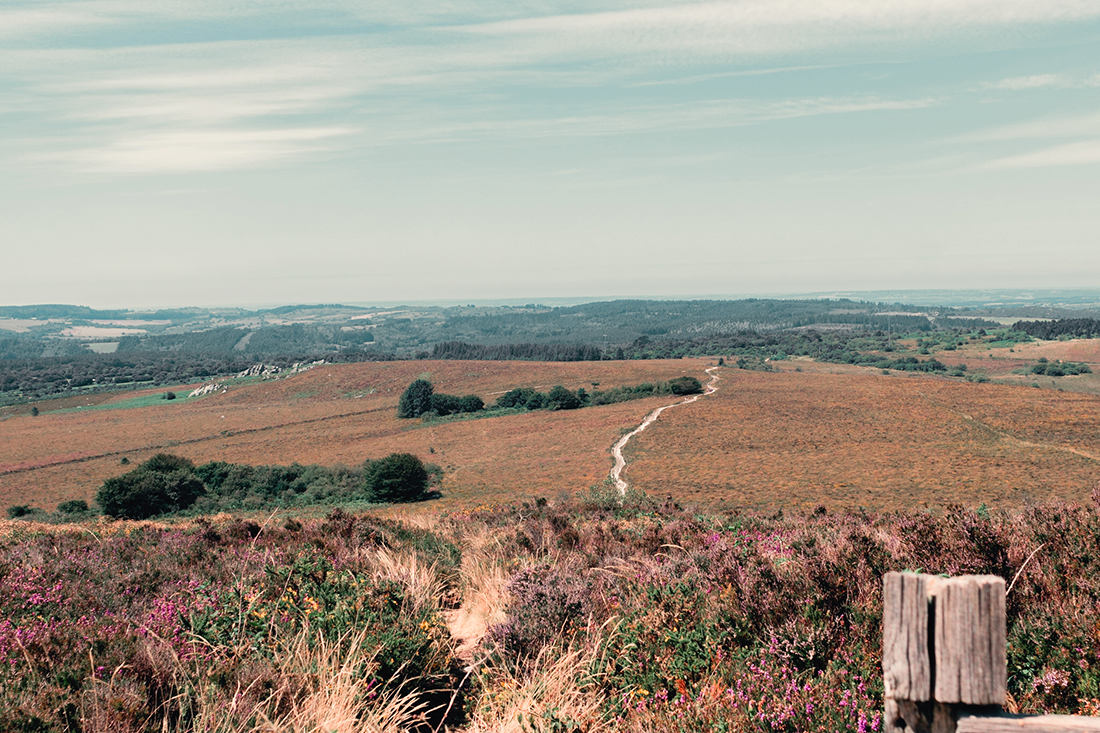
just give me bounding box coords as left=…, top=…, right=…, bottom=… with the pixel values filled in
left=885, top=698, right=957, bottom=733
left=934, top=576, right=1007, bottom=705
left=884, top=571, right=937, bottom=701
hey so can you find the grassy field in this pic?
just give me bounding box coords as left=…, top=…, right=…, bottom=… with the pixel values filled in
left=0, top=359, right=710, bottom=512
left=3, top=347, right=1100, bottom=731
left=3, top=350, right=1098, bottom=515
left=627, top=361, right=1100, bottom=511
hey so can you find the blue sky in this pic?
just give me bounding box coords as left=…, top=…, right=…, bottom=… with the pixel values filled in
left=2, top=0, right=1099, bottom=308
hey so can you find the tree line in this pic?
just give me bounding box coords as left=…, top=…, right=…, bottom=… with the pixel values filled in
left=430, top=341, right=603, bottom=361
left=1012, top=318, right=1100, bottom=340
left=397, top=376, right=703, bottom=420
left=92, top=452, right=441, bottom=520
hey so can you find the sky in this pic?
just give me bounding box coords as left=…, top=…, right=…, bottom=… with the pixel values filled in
left=2, top=0, right=1099, bottom=309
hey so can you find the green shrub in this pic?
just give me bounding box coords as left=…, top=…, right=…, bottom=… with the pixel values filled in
left=458, top=394, right=484, bottom=412
left=397, top=378, right=434, bottom=418
left=668, top=376, right=703, bottom=395
left=143, top=453, right=196, bottom=473
left=400, top=379, right=483, bottom=418
left=546, top=385, right=582, bottom=410
left=56, top=500, right=89, bottom=514
left=6, top=504, right=39, bottom=519
left=96, top=453, right=205, bottom=519
left=495, top=387, right=540, bottom=409
left=363, top=453, right=430, bottom=503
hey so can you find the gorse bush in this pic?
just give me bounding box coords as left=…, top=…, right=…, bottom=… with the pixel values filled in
left=56, top=499, right=89, bottom=514
left=668, top=375, right=703, bottom=395
left=362, top=452, right=432, bottom=503
left=6, top=504, right=40, bottom=519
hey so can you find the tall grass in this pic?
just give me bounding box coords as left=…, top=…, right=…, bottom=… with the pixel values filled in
left=4, top=494, right=1100, bottom=731
left=465, top=625, right=612, bottom=733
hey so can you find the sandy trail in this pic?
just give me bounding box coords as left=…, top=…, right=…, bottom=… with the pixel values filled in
left=920, top=392, right=1100, bottom=463
left=610, top=366, right=722, bottom=494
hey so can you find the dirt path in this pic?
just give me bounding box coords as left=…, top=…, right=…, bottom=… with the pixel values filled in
left=922, top=393, right=1100, bottom=463
left=610, top=366, right=722, bottom=494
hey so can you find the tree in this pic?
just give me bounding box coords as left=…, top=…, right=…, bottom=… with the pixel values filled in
left=546, top=385, right=582, bottom=410
left=458, top=394, right=484, bottom=413
left=430, top=393, right=462, bottom=416
left=96, top=453, right=205, bottom=519
left=363, top=453, right=430, bottom=503
left=397, top=379, right=434, bottom=418
left=495, top=387, right=538, bottom=409
left=668, top=376, right=703, bottom=395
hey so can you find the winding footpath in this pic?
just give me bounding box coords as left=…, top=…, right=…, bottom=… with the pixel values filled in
left=610, top=366, right=722, bottom=494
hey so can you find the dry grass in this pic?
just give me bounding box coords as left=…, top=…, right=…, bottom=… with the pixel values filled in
left=255, top=629, right=433, bottom=733
left=77, top=624, right=435, bottom=733
left=7, top=355, right=1099, bottom=516
left=367, top=547, right=449, bottom=617
left=627, top=367, right=1100, bottom=510
left=0, top=359, right=709, bottom=511
left=446, top=526, right=514, bottom=660
left=465, top=628, right=612, bottom=733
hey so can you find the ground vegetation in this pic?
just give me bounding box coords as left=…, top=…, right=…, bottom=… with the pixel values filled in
left=2, top=493, right=1099, bottom=731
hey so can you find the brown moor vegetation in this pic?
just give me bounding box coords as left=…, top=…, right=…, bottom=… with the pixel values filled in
left=3, top=355, right=1099, bottom=514
left=626, top=362, right=1100, bottom=510
left=0, top=360, right=707, bottom=511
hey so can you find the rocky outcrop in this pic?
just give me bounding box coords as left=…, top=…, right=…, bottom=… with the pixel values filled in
left=188, top=383, right=225, bottom=397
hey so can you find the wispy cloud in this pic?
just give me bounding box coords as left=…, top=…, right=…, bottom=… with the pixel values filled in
left=464, top=0, right=1100, bottom=61
left=961, top=111, right=1100, bottom=142
left=37, top=126, right=354, bottom=173
left=982, top=73, right=1100, bottom=90
left=977, top=139, right=1100, bottom=169
left=957, top=109, right=1100, bottom=171
left=363, top=95, right=939, bottom=144
left=5, top=0, right=1100, bottom=175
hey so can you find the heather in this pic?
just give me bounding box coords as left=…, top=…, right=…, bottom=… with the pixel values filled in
left=3, top=491, right=1100, bottom=731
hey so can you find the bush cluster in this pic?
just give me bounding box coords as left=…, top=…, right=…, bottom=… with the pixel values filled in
left=1030, top=358, right=1092, bottom=377
left=95, top=452, right=440, bottom=519
left=397, top=378, right=484, bottom=418
left=97, top=454, right=205, bottom=520
left=493, top=376, right=702, bottom=412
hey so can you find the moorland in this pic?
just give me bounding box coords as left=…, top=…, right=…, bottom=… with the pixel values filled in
left=2, top=295, right=1100, bottom=732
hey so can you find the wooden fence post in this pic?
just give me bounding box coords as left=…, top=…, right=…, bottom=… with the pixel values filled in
left=883, top=571, right=1100, bottom=733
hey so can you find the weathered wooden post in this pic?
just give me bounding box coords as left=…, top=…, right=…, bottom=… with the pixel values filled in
left=883, top=572, right=1006, bottom=732
left=883, top=571, right=1100, bottom=733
